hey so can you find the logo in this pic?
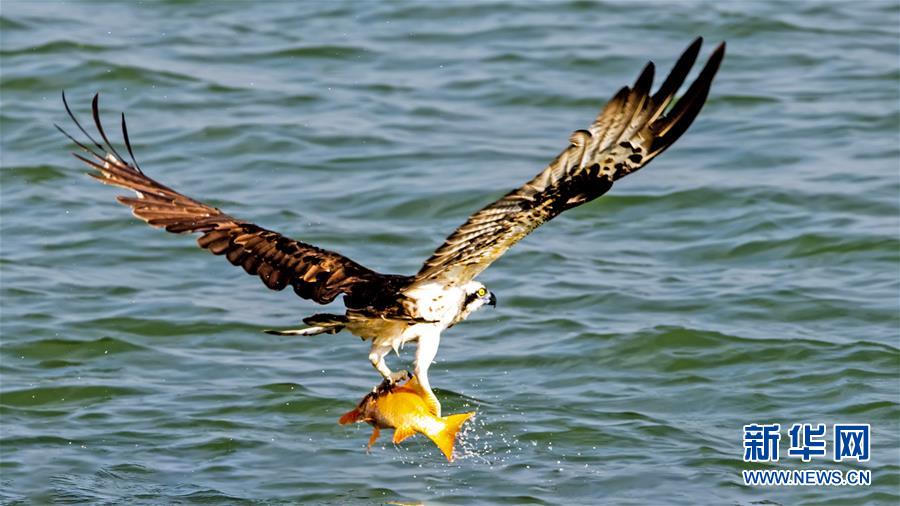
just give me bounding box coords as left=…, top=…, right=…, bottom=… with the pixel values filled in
left=787, top=423, right=827, bottom=462
left=834, top=424, right=870, bottom=462
left=742, top=423, right=872, bottom=487
left=743, top=423, right=781, bottom=462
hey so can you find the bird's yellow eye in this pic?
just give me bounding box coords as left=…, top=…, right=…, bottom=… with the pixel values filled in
left=476, top=287, right=487, bottom=297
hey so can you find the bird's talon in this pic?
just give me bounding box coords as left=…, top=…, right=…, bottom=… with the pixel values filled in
left=389, top=370, right=411, bottom=384
left=374, top=377, right=395, bottom=395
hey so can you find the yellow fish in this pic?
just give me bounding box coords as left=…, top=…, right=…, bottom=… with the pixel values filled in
left=339, top=376, right=475, bottom=461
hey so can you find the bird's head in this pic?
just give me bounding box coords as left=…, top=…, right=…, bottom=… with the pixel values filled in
left=459, top=281, right=496, bottom=320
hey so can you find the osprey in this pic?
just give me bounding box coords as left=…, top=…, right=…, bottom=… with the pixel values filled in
left=58, top=38, right=724, bottom=413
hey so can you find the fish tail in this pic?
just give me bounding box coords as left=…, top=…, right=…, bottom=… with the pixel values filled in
left=427, top=412, right=475, bottom=462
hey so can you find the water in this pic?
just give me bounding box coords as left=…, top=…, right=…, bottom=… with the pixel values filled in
left=1, top=1, right=898, bottom=504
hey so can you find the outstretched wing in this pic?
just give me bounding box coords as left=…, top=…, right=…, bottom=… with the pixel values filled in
left=414, top=38, right=725, bottom=286
left=57, top=93, right=403, bottom=306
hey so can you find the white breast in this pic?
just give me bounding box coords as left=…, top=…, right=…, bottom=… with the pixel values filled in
left=403, top=282, right=463, bottom=324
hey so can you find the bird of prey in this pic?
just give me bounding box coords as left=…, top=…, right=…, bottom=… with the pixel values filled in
left=58, top=38, right=724, bottom=413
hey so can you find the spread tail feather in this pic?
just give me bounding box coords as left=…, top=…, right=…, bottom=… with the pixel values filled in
left=264, top=313, right=347, bottom=336
left=426, top=412, right=475, bottom=462
left=263, top=326, right=329, bottom=336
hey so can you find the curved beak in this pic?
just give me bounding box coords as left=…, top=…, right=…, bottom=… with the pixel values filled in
left=487, top=291, right=497, bottom=307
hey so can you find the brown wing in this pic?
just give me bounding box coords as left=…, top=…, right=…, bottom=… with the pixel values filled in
left=414, top=38, right=725, bottom=286
left=57, top=93, right=405, bottom=306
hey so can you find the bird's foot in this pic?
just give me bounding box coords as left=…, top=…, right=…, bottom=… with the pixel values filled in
left=371, top=370, right=412, bottom=396
left=390, top=369, right=412, bottom=384
left=373, top=378, right=392, bottom=395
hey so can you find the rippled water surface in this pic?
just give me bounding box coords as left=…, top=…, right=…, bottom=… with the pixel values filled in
left=2, top=1, right=898, bottom=504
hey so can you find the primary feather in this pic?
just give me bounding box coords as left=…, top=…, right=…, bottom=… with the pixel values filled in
left=57, top=93, right=411, bottom=308
left=414, top=38, right=725, bottom=286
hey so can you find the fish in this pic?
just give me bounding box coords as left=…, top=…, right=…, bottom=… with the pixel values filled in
left=339, top=376, right=475, bottom=462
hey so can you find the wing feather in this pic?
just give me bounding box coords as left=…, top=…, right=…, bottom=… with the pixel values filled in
left=415, top=38, right=725, bottom=285
left=59, top=93, right=407, bottom=306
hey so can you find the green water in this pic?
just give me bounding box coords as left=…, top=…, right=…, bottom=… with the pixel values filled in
left=1, top=1, right=898, bottom=504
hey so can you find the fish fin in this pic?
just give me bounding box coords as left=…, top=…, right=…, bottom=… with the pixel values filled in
left=403, top=375, right=440, bottom=416
left=427, top=411, right=475, bottom=462
left=367, top=427, right=380, bottom=451
left=339, top=407, right=362, bottom=425
left=403, top=375, right=422, bottom=391
left=422, top=389, right=441, bottom=418
left=392, top=426, right=416, bottom=444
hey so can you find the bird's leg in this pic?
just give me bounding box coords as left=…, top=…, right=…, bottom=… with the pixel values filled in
left=369, top=344, right=410, bottom=394
left=414, top=332, right=442, bottom=417
left=369, top=344, right=394, bottom=380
